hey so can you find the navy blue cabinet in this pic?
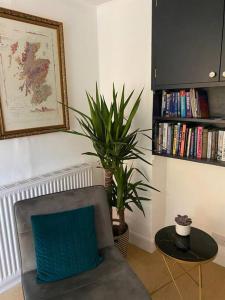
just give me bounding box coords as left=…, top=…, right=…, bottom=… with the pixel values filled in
left=152, top=0, right=225, bottom=90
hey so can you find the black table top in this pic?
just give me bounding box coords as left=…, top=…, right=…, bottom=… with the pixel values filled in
left=155, top=226, right=218, bottom=263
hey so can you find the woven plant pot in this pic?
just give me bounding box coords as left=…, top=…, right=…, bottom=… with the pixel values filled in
left=113, top=219, right=129, bottom=257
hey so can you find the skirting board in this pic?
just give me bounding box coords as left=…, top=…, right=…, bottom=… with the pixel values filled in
left=129, top=230, right=156, bottom=253
left=214, top=245, right=225, bottom=268
left=0, top=272, right=21, bottom=294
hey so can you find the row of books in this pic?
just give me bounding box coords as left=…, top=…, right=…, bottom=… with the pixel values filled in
left=161, top=89, right=209, bottom=119
left=154, top=122, right=225, bottom=161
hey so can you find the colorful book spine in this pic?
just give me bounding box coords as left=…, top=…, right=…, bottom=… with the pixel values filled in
left=190, top=131, right=195, bottom=157
left=184, top=128, right=189, bottom=157
left=197, top=126, right=203, bottom=159
left=177, top=92, right=181, bottom=117
left=167, top=125, right=172, bottom=155
left=202, top=129, right=208, bottom=159
left=180, top=124, right=187, bottom=157
left=174, top=93, right=178, bottom=117
left=161, top=91, right=167, bottom=117
left=170, top=93, right=175, bottom=117
left=180, top=90, right=186, bottom=118
left=215, top=131, right=219, bottom=160
left=211, top=131, right=216, bottom=160
left=176, top=123, right=181, bottom=155
left=217, top=131, right=224, bottom=160
left=221, top=132, right=225, bottom=161
left=165, top=93, right=171, bottom=117
left=173, top=125, right=178, bottom=155
left=190, top=89, right=197, bottom=118
left=207, top=131, right=212, bottom=159
left=158, top=123, right=163, bottom=154
left=186, top=128, right=192, bottom=158
left=193, top=128, right=198, bottom=157
left=162, top=123, right=168, bottom=153
left=195, top=90, right=201, bottom=117
left=186, top=91, right=192, bottom=118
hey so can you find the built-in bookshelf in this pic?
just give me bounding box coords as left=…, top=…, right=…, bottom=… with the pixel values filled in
left=153, top=87, right=225, bottom=167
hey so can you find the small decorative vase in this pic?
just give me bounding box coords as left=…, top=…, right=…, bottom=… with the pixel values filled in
left=175, top=223, right=191, bottom=236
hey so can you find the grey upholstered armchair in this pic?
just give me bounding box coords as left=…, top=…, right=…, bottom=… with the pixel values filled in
left=14, top=185, right=151, bottom=300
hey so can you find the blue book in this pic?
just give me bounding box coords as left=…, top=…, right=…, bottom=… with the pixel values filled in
left=180, top=90, right=186, bottom=118
left=174, top=92, right=178, bottom=117
left=161, top=91, right=167, bottom=117
left=177, top=92, right=181, bottom=117
left=190, top=130, right=194, bottom=157
left=165, top=93, right=171, bottom=117
left=167, top=124, right=172, bottom=155
left=172, top=93, right=177, bottom=117
left=176, top=123, right=181, bottom=154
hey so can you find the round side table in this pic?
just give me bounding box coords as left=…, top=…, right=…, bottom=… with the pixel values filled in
left=155, top=226, right=218, bottom=300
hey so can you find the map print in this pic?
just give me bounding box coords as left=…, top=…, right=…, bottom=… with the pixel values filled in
left=0, top=18, right=63, bottom=131
left=15, top=42, right=51, bottom=106
left=9, top=41, right=53, bottom=111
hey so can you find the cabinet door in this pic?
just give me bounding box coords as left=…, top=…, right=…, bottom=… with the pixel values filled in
left=152, top=0, right=224, bottom=88
left=219, top=8, right=225, bottom=82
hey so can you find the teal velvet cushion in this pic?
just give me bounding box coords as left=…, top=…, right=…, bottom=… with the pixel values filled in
left=31, top=206, right=102, bottom=283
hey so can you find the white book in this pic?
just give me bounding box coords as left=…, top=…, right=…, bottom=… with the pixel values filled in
left=167, top=124, right=172, bottom=155
left=162, top=123, right=168, bottom=153
left=161, top=91, right=167, bottom=117
left=222, top=132, right=225, bottom=161
left=186, top=128, right=192, bottom=158
left=207, top=131, right=212, bottom=159
left=217, top=131, right=224, bottom=160
left=190, top=89, right=197, bottom=118
left=158, top=123, right=163, bottom=154
left=195, top=90, right=200, bottom=117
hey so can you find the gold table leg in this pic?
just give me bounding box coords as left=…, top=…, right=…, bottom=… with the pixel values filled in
left=161, top=254, right=203, bottom=300
left=161, top=255, right=183, bottom=299
left=199, top=264, right=202, bottom=300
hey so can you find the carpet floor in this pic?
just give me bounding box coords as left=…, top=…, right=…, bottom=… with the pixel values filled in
left=1, top=244, right=225, bottom=300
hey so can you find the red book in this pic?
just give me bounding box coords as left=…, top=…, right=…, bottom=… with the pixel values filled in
left=180, top=124, right=187, bottom=157
left=197, top=126, right=203, bottom=159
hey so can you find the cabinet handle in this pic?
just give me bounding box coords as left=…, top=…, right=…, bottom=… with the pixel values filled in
left=222, top=72, right=225, bottom=78
left=209, top=71, right=216, bottom=78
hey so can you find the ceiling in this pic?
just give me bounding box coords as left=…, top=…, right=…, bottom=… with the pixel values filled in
left=84, top=0, right=113, bottom=5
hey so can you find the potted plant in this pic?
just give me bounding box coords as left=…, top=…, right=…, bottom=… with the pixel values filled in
left=111, top=164, right=157, bottom=256
left=65, top=84, right=151, bottom=214
left=63, top=84, right=157, bottom=255
left=175, top=215, right=192, bottom=236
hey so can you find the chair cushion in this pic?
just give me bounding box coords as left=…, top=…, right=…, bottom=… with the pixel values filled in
left=31, top=206, right=102, bottom=283
left=22, top=246, right=151, bottom=300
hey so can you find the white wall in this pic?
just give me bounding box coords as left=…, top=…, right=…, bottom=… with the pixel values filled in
left=164, top=157, right=225, bottom=266
left=97, top=0, right=225, bottom=266
left=0, top=0, right=100, bottom=186
left=97, top=0, right=155, bottom=252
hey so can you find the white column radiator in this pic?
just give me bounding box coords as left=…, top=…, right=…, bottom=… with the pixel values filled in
left=0, top=163, right=93, bottom=293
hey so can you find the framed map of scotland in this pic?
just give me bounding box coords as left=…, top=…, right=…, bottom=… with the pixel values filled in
left=0, top=8, right=69, bottom=139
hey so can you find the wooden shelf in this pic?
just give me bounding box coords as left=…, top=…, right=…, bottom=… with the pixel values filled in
left=153, top=152, right=225, bottom=168
left=153, top=116, right=225, bottom=125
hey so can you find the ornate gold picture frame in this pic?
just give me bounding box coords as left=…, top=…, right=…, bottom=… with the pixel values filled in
left=0, top=7, right=69, bottom=139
